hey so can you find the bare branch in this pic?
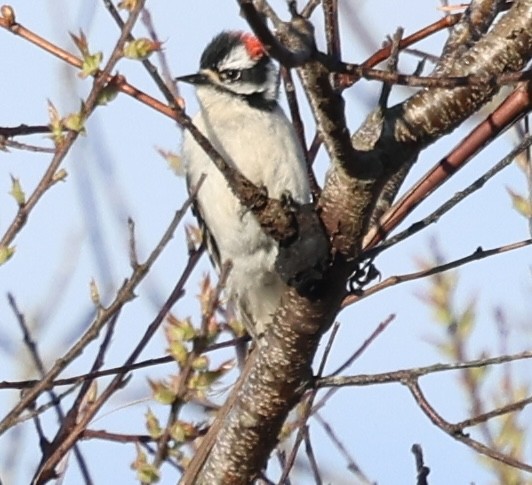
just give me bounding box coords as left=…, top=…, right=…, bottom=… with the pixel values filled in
left=303, top=427, right=323, bottom=485
left=345, top=238, right=532, bottom=306
left=411, top=443, right=430, bottom=485
left=0, top=180, right=199, bottom=436
left=0, top=124, right=53, bottom=137
left=363, top=86, right=532, bottom=250
left=152, top=262, right=232, bottom=469
left=32, top=246, right=203, bottom=480
left=8, top=295, right=93, bottom=483
left=435, top=0, right=505, bottom=74
left=406, top=380, right=532, bottom=473
left=0, top=336, right=248, bottom=391
left=238, top=0, right=317, bottom=67
left=316, top=350, right=532, bottom=388
left=314, top=413, right=370, bottom=482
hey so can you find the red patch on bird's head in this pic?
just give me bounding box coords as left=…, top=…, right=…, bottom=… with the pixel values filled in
left=240, top=33, right=266, bottom=60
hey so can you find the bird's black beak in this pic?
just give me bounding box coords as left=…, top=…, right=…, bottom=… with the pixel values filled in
left=175, top=73, right=209, bottom=85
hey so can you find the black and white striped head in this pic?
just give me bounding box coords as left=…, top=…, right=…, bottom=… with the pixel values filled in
left=176, top=31, right=279, bottom=110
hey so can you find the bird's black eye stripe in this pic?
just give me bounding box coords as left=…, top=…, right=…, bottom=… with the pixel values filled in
left=239, top=66, right=265, bottom=84
left=219, top=69, right=241, bottom=82
left=220, top=56, right=270, bottom=85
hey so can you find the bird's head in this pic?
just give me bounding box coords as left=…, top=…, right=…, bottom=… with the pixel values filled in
left=176, top=31, right=279, bottom=110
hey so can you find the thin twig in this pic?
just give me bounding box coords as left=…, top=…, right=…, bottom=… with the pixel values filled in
left=331, top=315, right=395, bottom=377
left=0, top=15, right=179, bottom=120
left=322, top=0, right=340, bottom=60
left=411, top=444, right=430, bottom=485
left=316, top=350, right=532, bottom=388
left=0, top=124, right=53, bottom=137
left=255, top=0, right=283, bottom=26
left=311, top=315, right=395, bottom=417
left=363, top=90, right=532, bottom=252
left=237, top=0, right=315, bottom=68
left=344, top=238, right=532, bottom=307
left=83, top=429, right=154, bottom=444
left=279, top=66, right=321, bottom=199
left=102, top=0, right=180, bottom=107
left=0, top=4, right=160, bottom=253
left=33, top=246, right=203, bottom=479
left=456, top=394, right=532, bottom=430
left=0, top=139, right=55, bottom=153
left=0, top=175, right=200, bottom=436
left=301, top=0, right=322, bottom=18
left=275, top=450, right=291, bottom=485
left=8, top=294, right=94, bottom=484
left=314, top=413, right=370, bottom=481
left=305, top=11, right=464, bottom=169
left=36, top=310, right=124, bottom=485
left=406, top=379, right=532, bottom=473
left=0, top=335, right=248, bottom=391
left=303, top=426, right=323, bottom=485
left=152, top=262, right=232, bottom=468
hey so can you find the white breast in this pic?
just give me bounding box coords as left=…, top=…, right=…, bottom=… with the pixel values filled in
left=182, top=88, right=311, bottom=333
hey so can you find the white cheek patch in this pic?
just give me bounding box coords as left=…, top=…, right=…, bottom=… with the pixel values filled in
left=221, top=44, right=256, bottom=70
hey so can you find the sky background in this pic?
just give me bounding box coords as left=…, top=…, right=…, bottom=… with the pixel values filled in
left=1, top=1, right=531, bottom=484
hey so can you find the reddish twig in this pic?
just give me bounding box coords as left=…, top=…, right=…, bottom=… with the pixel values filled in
left=323, top=0, right=340, bottom=60
left=0, top=15, right=179, bottom=120
left=361, top=134, right=532, bottom=266
left=363, top=83, right=532, bottom=250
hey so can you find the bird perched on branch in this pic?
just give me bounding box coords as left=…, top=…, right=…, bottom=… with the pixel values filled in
left=178, top=31, right=311, bottom=339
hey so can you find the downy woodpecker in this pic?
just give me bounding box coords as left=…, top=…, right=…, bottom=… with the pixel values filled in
left=178, top=31, right=311, bottom=338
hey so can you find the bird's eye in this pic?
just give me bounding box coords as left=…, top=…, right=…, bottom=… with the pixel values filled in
left=220, top=69, right=241, bottom=82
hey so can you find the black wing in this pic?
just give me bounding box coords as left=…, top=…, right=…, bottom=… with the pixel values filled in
left=187, top=174, right=222, bottom=272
